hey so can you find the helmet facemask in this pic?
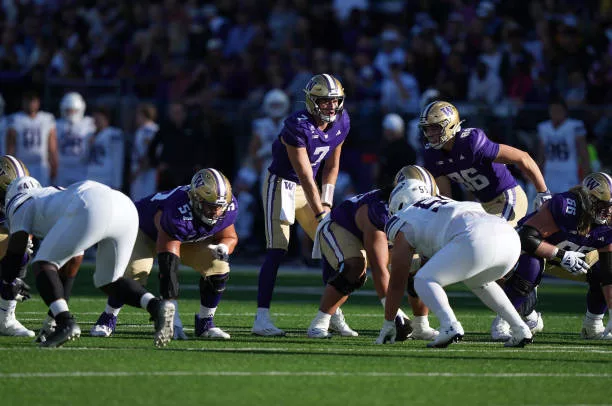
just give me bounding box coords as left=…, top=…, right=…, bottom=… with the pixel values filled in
left=418, top=101, right=463, bottom=149
left=303, top=74, right=345, bottom=123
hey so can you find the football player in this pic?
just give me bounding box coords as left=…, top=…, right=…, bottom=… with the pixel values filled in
left=91, top=168, right=238, bottom=340
left=86, top=105, right=124, bottom=190
left=376, top=179, right=533, bottom=348
left=419, top=100, right=550, bottom=338
left=307, top=166, right=439, bottom=340
left=536, top=96, right=591, bottom=194
left=6, top=90, right=58, bottom=186
left=0, top=155, right=34, bottom=337
left=1, top=176, right=175, bottom=348
left=253, top=74, right=349, bottom=336
left=496, top=172, right=612, bottom=340
left=130, top=103, right=159, bottom=201
left=55, top=92, right=96, bottom=187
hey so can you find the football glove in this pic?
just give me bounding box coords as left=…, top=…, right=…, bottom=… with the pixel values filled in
left=207, top=243, right=229, bottom=262
left=14, top=278, right=31, bottom=302
left=560, top=251, right=590, bottom=275
left=375, top=319, right=397, bottom=344
left=26, top=237, right=34, bottom=256
left=533, top=190, right=552, bottom=210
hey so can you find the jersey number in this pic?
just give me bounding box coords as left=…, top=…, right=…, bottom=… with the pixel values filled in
left=23, top=128, right=41, bottom=149
left=413, top=196, right=451, bottom=212
left=447, top=168, right=490, bottom=192
left=311, top=146, right=330, bottom=167
left=546, top=141, right=569, bottom=161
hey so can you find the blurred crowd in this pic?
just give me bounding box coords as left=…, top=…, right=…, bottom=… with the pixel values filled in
left=1, top=0, right=612, bottom=258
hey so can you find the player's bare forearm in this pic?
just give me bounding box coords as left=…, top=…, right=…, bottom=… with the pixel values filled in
left=497, top=144, right=547, bottom=192
left=214, top=225, right=238, bottom=254
left=321, top=143, right=343, bottom=186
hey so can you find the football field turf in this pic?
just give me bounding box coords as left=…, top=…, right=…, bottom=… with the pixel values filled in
left=1, top=264, right=610, bottom=406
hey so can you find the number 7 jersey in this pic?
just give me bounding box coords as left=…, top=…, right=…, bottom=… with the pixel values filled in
left=423, top=127, right=517, bottom=202
left=268, top=109, right=350, bottom=183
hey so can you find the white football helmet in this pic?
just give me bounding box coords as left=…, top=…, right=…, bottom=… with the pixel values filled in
left=5, top=176, right=41, bottom=218
left=60, top=92, right=86, bottom=124
left=389, top=179, right=431, bottom=215
left=263, top=89, right=290, bottom=118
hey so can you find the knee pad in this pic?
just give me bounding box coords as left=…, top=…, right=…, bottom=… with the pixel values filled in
left=406, top=273, right=418, bottom=298
left=328, top=268, right=367, bottom=296
left=202, top=273, right=230, bottom=294
left=517, top=289, right=538, bottom=317
left=506, top=272, right=538, bottom=297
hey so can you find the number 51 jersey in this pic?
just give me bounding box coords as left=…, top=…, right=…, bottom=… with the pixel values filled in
left=385, top=196, right=499, bottom=259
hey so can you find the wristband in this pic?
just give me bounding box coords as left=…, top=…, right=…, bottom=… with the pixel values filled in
left=322, top=184, right=335, bottom=207
left=554, top=248, right=566, bottom=260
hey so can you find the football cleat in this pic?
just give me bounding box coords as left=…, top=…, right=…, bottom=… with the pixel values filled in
left=394, top=315, right=413, bottom=342
left=491, top=315, right=512, bottom=341
left=307, top=327, right=332, bottom=339
left=195, top=315, right=230, bottom=339
left=152, top=300, right=175, bottom=348
left=252, top=314, right=286, bottom=337
left=0, top=306, right=35, bottom=337
left=40, top=317, right=81, bottom=348
left=329, top=308, right=358, bottom=337
left=524, top=311, right=544, bottom=334
left=580, top=318, right=612, bottom=340
left=90, top=312, right=117, bottom=337
left=426, top=321, right=464, bottom=348
left=35, top=315, right=57, bottom=343
left=504, top=327, right=533, bottom=348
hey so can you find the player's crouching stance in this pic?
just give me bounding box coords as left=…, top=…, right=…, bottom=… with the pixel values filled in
left=91, top=168, right=237, bottom=340
left=376, top=179, right=533, bottom=348
left=1, top=177, right=175, bottom=348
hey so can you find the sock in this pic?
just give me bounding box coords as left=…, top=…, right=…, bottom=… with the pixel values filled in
left=199, top=305, right=216, bottom=319
left=0, top=298, right=16, bottom=313
left=257, top=307, right=270, bottom=319
left=104, top=278, right=149, bottom=308
left=586, top=280, right=608, bottom=315
left=104, top=304, right=122, bottom=317
left=140, top=292, right=155, bottom=310
left=312, top=311, right=331, bottom=328
left=49, top=299, right=69, bottom=317
left=35, top=267, right=65, bottom=306
left=199, top=276, right=223, bottom=308
left=146, top=297, right=162, bottom=315
left=257, top=248, right=286, bottom=308
left=413, top=315, right=430, bottom=328
left=414, top=278, right=457, bottom=327
left=585, top=311, right=604, bottom=322
left=61, top=275, right=76, bottom=302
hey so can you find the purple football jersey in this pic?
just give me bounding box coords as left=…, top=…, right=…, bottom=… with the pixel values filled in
left=423, top=128, right=517, bottom=202
left=519, top=192, right=612, bottom=251
left=331, top=189, right=389, bottom=241
left=136, top=186, right=238, bottom=242
left=268, top=109, right=350, bottom=183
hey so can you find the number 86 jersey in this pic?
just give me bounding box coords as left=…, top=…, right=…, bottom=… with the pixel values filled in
left=385, top=196, right=496, bottom=259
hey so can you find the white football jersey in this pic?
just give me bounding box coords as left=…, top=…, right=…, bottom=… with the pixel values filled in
left=252, top=117, right=284, bottom=162
left=86, top=127, right=124, bottom=190
left=6, top=183, right=63, bottom=237
left=130, top=121, right=159, bottom=200
left=537, top=118, right=586, bottom=192
left=56, top=116, right=96, bottom=185
left=8, top=111, right=55, bottom=184
left=386, top=196, right=494, bottom=259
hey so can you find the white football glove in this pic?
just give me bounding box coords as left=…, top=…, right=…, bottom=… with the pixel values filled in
left=533, top=190, right=552, bottom=210
left=375, top=319, right=397, bottom=345
left=560, top=251, right=590, bottom=275
left=207, top=243, right=229, bottom=262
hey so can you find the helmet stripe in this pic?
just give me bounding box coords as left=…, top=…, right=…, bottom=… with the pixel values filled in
left=208, top=168, right=226, bottom=199
left=322, top=74, right=336, bottom=91
left=5, top=155, right=24, bottom=177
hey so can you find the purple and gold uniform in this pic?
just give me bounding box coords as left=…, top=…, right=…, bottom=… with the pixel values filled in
left=505, top=192, right=612, bottom=309
left=318, top=189, right=388, bottom=269
left=424, top=127, right=528, bottom=226
left=264, top=109, right=350, bottom=249
left=125, top=186, right=238, bottom=283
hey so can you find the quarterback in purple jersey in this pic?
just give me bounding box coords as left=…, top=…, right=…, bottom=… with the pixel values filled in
left=498, top=172, right=612, bottom=341
left=421, top=101, right=549, bottom=227
left=253, top=74, right=349, bottom=336
left=91, top=168, right=238, bottom=340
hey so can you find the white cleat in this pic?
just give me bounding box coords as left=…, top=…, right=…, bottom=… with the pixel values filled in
left=307, top=327, right=332, bottom=339
left=524, top=311, right=544, bottom=334
left=580, top=319, right=612, bottom=340
left=252, top=314, right=286, bottom=336
left=35, top=315, right=57, bottom=343
left=504, top=327, right=533, bottom=348
left=153, top=300, right=175, bottom=348
left=411, top=326, right=439, bottom=340
left=427, top=321, right=464, bottom=348
left=491, top=315, right=512, bottom=341
left=200, top=327, right=231, bottom=339
left=329, top=308, right=358, bottom=337
left=0, top=308, right=35, bottom=337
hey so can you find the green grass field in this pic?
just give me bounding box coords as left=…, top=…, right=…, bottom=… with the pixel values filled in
left=1, top=264, right=610, bottom=406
